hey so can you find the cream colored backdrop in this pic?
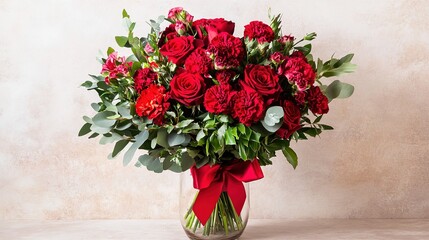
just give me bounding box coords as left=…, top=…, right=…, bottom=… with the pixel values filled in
left=1, top=0, right=428, bottom=220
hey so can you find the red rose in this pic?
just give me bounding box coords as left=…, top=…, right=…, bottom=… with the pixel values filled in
left=216, top=70, right=236, bottom=85
left=278, top=52, right=315, bottom=91
left=184, top=48, right=212, bottom=75
left=244, top=21, right=275, bottom=43
left=170, top=71, right=206, bottom=106
left=276, top=100, right=301, bottom=139
left=242, top=64, right=282, bottom=105
left=158, top=24, right=179, bottom=47
left=134, top=68, right=158, bottom=93
left=204, top=84, right=234, bottom=114
left=193, top=18, right=235, bottom=44
left=135, top=84, right=170, bottom=125
left=307, top=86, right=329, bottom=114
left=207, top=32, right=244, bottom=70
left=160, top=36, right=203, bottom=65
left=232, top=89, right=265, bottom=126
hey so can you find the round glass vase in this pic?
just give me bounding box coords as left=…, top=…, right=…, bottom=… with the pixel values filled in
left=179, top=172, right=250, bottom=240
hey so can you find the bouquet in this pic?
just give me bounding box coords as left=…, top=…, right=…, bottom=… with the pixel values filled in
left=79, top=7, right=356, bottom=238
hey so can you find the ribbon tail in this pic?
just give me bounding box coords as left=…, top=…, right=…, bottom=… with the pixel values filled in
left=225, top=175, right=246, bottom=216
left=192, top=181, right=223, bottom=225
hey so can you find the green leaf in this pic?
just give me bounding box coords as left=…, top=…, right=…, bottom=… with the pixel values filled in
left=81, top=81, right=93, bottom=88
left=238, top=143, right=248, bottom=160
left=107, top=47, right=115, bottom=56
left=282, top=147, right=298, bottom=169
left=156, top=128, right=169, bottom=148
left=147, top=158, right=163, bottom=173
left=177, top=119, right=193, bottom=128
left=90, top=124, right=110, bottom=134
left=324, top=80, right=355, bottom=102
left=238, top=124, right=246, bottom=134
left=112, top=140, right=129, bottom=158
left=117, top=105, right=132, bottom=119
left=115, top=121, right=132, bottom=131
left=89, top=133, right=99, bottom=139
left=168, top=132, right=186, bottom=146
left=92, top=111, right=116, bottom=128
left=217, top=124, right=227, bottom=142
left=78, top=123, right=92, bottom=136
left=122, top=9, right=130, bottom=18
left=225, top=128, right=236, bottom=145
left=337, top=82, right=354, bottom=99
left=319, top=124, right=334, bottom=130
left=263, top=106, right=284, bottom=126
left=196, top=129, right=205, bottom=142
left=261, top=120, right=283, bottom=133
left=123, top=131, right=149, bottom=166
left=99, top=132, right=123, bottom=145
left=115, top=36, right=128, bottom=47
left=91, top=103, right=100, bottom=112
left=180, top=152, right=195, bottom=171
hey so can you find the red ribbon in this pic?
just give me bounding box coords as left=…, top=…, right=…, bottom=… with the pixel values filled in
left=190, top=160, right=264, bottom=225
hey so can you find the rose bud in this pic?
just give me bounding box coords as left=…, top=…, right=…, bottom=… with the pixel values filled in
left=144, top=43, right=154, bottom=54
left=175, top=21, right=186, bottom=35
left=304, top=32, right=317, bottom=41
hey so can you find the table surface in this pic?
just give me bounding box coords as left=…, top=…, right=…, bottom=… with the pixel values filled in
left=1, top=219, right=429, bottom=240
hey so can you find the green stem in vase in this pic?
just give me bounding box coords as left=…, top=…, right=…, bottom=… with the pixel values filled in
left=184, top=192, right=244, bottom=236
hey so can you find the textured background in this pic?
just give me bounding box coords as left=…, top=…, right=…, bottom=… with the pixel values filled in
left=0, top=0, right=428, bottom=220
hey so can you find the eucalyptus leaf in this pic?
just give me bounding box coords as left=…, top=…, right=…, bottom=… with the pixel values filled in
left=90, top=124, right=111, bottom=134
left=117, top=105, right=132, bottom=119
left=157, top=128, right=169, bottom=148
left=263, top=106, right=284, bottom=126
left=112, top=140, right=129, bottom=158
left=92, top=111, right=116, bottom=128
left=180, top=152, right=195, bottom=171
left=78, top=123, right=92, bottom=136
left=168, top=132, right=188, bottom=146
left=261, top=120, right=283, bottom=133
left=324, top=80, right=355, bottom=102
left=123, top=130, right=149, bottom=166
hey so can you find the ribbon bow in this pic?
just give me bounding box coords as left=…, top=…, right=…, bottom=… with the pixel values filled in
left=190, top=160, right=264, bottom=225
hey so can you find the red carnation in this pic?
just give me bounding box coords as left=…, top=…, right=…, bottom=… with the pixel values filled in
left=242, top=64, right=282, bottom=105
left=134, top=68, right=158, bottom=93
left=278, top=52, right=315, bottom=91
left=204, top=84, right=234, bottom=114
left=170, top=71, right=206, bottom=106
left=232, top=89, right=265, bottom=126
left=135, top=84, right=170, bottom=125
left=101, top=52, right=132, bottom=84
left=207, top=32, right=245, bottom=70
left=184, top=48, right=212, bottom=75
left=160, top=36, right=203, bottom=65
left=244, top=21, right=275, bottom=43
left=216, top=70, right=236, bottom=85
left=294, top=91, right=306, bottom=106
left=307, top=86, right=329, bottom=115
left=276, top=100, right=301, bottom=139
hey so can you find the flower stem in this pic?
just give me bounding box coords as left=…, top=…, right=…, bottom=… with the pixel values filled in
left=184, top=192, right=244, bottom=236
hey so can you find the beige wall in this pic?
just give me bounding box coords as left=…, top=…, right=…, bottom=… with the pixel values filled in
left=0, top=0, right=428, bottom=220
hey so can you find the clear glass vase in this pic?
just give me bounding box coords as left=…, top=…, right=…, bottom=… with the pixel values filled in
left=180, top=171, right=250, bottom=240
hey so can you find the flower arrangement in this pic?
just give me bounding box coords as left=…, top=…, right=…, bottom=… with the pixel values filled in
left=79, top=7, right=356, bottom=238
